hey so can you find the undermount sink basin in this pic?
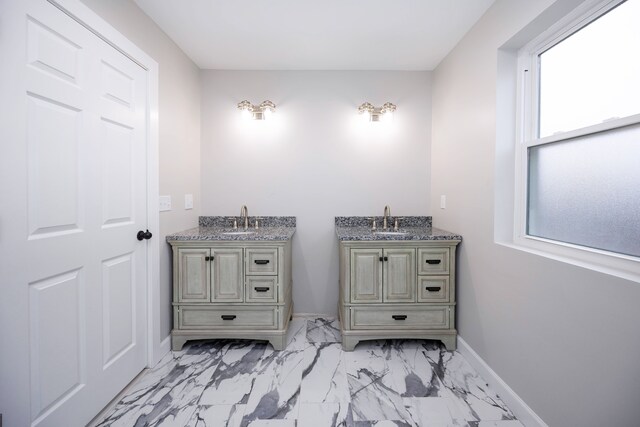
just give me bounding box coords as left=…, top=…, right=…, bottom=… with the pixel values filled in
left=374, top=231, right=407, bottom=235
left=221, top=231, right=256, bottom=235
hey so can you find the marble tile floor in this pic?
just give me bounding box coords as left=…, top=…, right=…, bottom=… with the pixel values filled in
left=94, top=317, right=521, bottom=427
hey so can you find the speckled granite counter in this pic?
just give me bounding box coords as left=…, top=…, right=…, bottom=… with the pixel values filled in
left=166, top=216, right=295, bottom=241
left=335, top=216, right=461, bottom=241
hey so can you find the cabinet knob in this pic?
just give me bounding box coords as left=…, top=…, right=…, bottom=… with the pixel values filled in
left=425, top=259, right=441, bottom=265
left=221, top=315, right=236, bottom=320
left=392, top=315, right=407, bottom=320
left=379, top=256, right=384, bottom=262
left=384, top=256, right=388, bottom=261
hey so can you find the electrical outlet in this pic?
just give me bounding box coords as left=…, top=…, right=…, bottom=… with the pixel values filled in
left=440, top=195, right=446, bottom=209
left=159, top=195, right=172, bottom=212
left=185, top=194, right=193, bottom=210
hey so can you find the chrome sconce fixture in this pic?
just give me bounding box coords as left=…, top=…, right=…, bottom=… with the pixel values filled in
left=238, top=100, right=276, bottom=120
left=358, top=102, right=396, bottom=122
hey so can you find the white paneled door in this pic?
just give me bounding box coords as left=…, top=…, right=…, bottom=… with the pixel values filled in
left=0, top=1, right=150, bottom=425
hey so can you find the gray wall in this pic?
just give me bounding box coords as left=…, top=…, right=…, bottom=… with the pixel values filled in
left=431, top=0, right=640, bottom=425
left=200, top=71, right=432, bottom=315
left=80, top=0, right=202, bottom=340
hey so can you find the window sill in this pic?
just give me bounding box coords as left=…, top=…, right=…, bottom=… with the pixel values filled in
left=495, top=236, right=640, bottom=283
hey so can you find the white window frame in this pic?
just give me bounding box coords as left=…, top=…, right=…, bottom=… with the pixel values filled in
left=513, top=0, right=640, bottom=282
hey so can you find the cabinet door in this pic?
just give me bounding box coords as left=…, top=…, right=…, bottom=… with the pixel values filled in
left=350, top=248, right=383, bottom=303
left=383, top=248, right=416, bottom=302
left=177, top=248, right=211, bottom=302
left=211, top=248, right=244, bottom=302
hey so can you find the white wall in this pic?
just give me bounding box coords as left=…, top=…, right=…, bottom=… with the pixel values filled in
left=80, top=0, right=201, bottom=340
left=201, top=71, right=432, bottom=315
left=431, top=1, right=640, bottom=426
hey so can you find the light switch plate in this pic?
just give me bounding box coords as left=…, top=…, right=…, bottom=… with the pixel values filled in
left=159, top=195, right=172, bottom=212
left=440, top=195, right=446, bottom=209
left=185, top=194, right=193, bottom=210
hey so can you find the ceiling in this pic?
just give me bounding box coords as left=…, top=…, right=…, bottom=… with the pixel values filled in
left=133, top=0, right=495, bottom=70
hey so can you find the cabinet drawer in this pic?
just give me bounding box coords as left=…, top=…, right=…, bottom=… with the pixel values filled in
left=246, top=248, right=278, bottom=275
left=178, top=306, right=278, bottom=330
left=417, top=276, right=450, bottom=302
left=417, top=248, right=450, bottom=275
left=245, top=276, right=277, bottom=303
left=350, top=306, right=450, bottom=330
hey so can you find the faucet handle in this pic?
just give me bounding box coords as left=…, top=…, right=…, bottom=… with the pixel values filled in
left=369, top=217, right=377, bottom=231
left=232, top=218, right=238, bottom=230
left=254, top=217, right=261, bottom=229
left=394, top=217, right=403, bottom=231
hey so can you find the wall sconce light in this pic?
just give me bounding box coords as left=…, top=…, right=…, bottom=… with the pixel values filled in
left=238, top=100, right=276, bottom=120
left=358, top=102, right=396, bottom=122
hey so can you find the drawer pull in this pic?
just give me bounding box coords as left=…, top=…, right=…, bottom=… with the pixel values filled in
left=254, top=260, right=270, bottom=265
left=254, top=287, right=270, bottom=292
left=426, top=286, right=441, bottom=292
left=392, top=315, right=407, bottom=320
left=221, top=315, right=237, bottom=320
left=426, top=259, right=441, bottom=265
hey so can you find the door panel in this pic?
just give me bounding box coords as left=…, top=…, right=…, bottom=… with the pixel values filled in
left=27, top=93, right=82, bottom=237
left=212, top=248, right=244, bottom=302
left=178, top=248, right=210, bottom=302
left=101, top=119, right=134, bottom=227
left=383, top=248, right=416, bottom=302
left=350, top=248, right=383, bottom=303
left=28, top=269, right=85, bottom=422
left=102, top=253, right=135, bottom=368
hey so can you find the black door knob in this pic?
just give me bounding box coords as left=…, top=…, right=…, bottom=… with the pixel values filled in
left=137, top=229, right=153, bottom=241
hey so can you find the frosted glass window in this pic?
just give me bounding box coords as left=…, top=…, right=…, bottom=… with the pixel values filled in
left=527, top=124, right=640, bottom=257
left=539, top=0, right=640, bottom=137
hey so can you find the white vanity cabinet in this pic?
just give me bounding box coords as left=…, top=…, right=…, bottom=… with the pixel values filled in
left=169, top=240, right=293, bottom=351
left=339, top=239, right=460, bottom=351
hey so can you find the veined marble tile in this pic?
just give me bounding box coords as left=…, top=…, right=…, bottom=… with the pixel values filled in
left=241, top=349, right=305, bottom=423
left=468, top=421, right=525, bottom=427
left=286, top=317, right=309, bottom=351
left=345, top=344, right=411, bottom=422
left=199, top=341, right=273, bottom=405
left=188, top=404, right=246, bottom=427
left=378, top=340, right=443, bottom=398
left=403, top=397, right=466, bottom=426
left=352, top=421, right=413, bottom=427
left=245, top=420, right=297, bottom=426
left=307, top=317, right=342, bottom=343
left=95, top=341, right=228, bottom=427
left=297, top=403, right=353, bottom=427
left=422, top=343, right=516, bottom=422
left=300, top=343, right=350, bottom=404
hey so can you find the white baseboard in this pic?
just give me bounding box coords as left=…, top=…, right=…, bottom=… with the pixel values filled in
left=155, top=335, right=171, bottom=365
left=457, top=337, right=548, bottom=427
left=293, top=312, right=336, bottom=319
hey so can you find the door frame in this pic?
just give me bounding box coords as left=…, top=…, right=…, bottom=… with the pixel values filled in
left=48, top=0, right=162, bottom=366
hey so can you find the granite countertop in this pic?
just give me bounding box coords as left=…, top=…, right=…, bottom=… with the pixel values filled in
left=166, top=216, right=296, bottom=242
left=335, top=216, right=462, bottom=241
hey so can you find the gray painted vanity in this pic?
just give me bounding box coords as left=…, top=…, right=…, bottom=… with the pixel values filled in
left=336, top=216, right=461, bottom=351
left=167, top=216, right=295, bottom=351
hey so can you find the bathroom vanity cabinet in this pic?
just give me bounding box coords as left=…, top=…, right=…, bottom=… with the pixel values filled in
left=167, top=216, right=295, bottom=351
left=336, top=216, right=461, bottom=351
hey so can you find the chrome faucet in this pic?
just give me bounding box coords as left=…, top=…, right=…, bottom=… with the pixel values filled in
left=383, top=205, right=391, bottom=230
left=240, top=205, right=249, bottom=230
